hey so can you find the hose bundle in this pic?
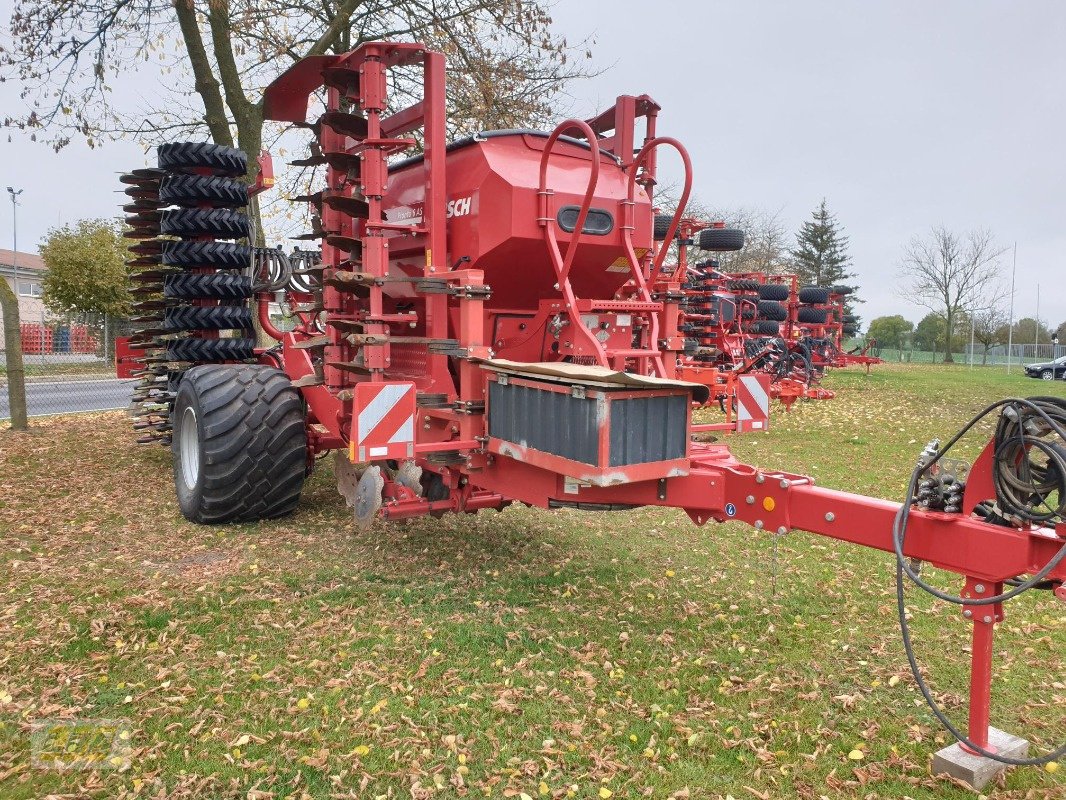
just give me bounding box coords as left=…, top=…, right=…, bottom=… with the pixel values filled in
left=894, top=397, right=1066, bottom=766
left=992, top=396, right=1066, bottom=524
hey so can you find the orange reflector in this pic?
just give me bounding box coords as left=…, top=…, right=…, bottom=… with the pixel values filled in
left=762, top=496, right=776, bottom=512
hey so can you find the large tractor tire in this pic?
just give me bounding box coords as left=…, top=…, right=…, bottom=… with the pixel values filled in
left=756, top=300, right=788, bottom=321
left=798, top=306, right=829, bottom=324
left=161, top=208, right=252, bottom=240
left=166, top=338, right=256, bottom=363
left=698, top=227, right=745, bottom=252
left=160, top=174, right=249, bottom=208
left=164, top=305, right=253, bottom=331
left=748, top=320, right=781, bottom=335
left=653, top=214, right=675, bottom=241
left=727, top=278, right=761, bottom=292
left=162, top=241, right=252, bottom=270
left=164, top=273, right=253, bottom=301
left=172, top=365, right=306, bottom=523
left=157, top=142, right=248, bottom=177
left=757, top=283, right=790, bottom=301
left=798, top=286, right=831, bottom=304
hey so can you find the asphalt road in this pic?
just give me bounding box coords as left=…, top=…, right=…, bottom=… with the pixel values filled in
left=0, top=378, right=136, bottom=419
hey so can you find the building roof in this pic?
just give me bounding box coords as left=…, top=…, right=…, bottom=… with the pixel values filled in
left=0, top=248, right=46, bottom=272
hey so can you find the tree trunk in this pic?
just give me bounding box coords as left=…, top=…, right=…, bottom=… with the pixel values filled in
left=943, top=310, right=954, bottom=363
left=0, top=280, right=29, bottom=430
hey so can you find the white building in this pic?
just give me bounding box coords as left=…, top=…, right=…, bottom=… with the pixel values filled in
left=0, top=248, right=48, bottom=338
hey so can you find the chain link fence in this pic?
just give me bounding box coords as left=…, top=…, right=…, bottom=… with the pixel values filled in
left=868, top=342, right=1066, bottom=367
left=1, top=312, right=139, bottom=420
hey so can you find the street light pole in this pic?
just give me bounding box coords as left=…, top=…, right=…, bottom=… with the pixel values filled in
left=6, top=187, right=23, bottom=296
left=1005, top=242, right=1017, bottom=374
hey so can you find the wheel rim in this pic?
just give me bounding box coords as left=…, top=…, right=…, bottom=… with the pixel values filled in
left=179, top=406, right=200, bottom=489
left=1043, top=371, right=1053, bottom=381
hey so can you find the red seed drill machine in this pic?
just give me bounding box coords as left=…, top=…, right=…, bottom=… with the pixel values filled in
left=120, top=40, right=1064, bottom=789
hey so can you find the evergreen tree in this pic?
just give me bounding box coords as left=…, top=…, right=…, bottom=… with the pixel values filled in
left=790, top=199, right=855, bottom=289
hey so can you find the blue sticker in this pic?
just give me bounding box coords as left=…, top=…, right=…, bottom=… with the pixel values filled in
left=725, top=503, right=736, bottom=517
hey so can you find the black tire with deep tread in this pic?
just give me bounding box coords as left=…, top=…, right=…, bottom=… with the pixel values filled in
left=161, top=208, right=251, bottom=240
left=158, top=142, right=248, bottom=177
left=166, top=338, right=256, bottom=363
left=756, top=300, right=788, bottom=321
left=165, top=305, right=253, bottom=331
left=727, top=279, right=761, bottom=292
left=698, top=227, right=745, bottom=252
left=164, top=273, right=253, bottom=301
left=162, top=240, right=252, bottom=270
left=749, top=320, right=781, bottom=335
left=160, top=175, right=249, bottom=208
left=831, top=284, right=854, bottom=295
left=172, top=365, right=306, bottom=523
left=798, top=286, right=831, bottom=304
left=653, top=214, right=675, bottom=241
left=757, top=283, right=790, bottom=301
left=797, top=306, right=829, bottom=324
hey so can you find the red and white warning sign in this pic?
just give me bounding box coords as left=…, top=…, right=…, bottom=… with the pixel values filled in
left=736, top=374, right=771, bottom=432
left=350, top=381, right=416, bottom=462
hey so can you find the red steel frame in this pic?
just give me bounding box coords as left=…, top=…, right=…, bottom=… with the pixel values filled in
left=253, top=41, right=1065, bottom=767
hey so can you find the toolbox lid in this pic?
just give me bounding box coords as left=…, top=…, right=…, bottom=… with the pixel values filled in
left=481, top=359, right=710, bottom=405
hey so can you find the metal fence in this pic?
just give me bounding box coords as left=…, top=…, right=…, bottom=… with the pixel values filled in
left=1, top=313, right=139, bottom=420
left=870, top=343, right=1065, bottom=367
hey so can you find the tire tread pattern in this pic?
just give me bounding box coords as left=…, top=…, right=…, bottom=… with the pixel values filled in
left=174, top=365, right=305, bottom=523
left=164, top=273, right=252, bottom=300
left=158, top=142, right=248, bottom=177
left=165, top=305, right=253, bottom=331
left=798, top=286, right=831, bottom=304
left=798, top=306, right=829, bottom=324
left=166, top=338, right=256, bottom=362
left=161, top=208, right=251, bottom=240
left=756, top=300, right=788, bottom=321
left=162, top=240, right=251, bottom=270
left=160, top=175, right=249, bottom=208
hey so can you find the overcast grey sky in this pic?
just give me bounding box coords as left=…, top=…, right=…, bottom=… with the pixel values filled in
left=1, top=0, right=1063, bottom=328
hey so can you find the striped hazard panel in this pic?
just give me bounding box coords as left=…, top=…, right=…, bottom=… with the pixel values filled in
left=736, top=374, right=771, bottom=432
left=349, top=381, right=416, bottom=462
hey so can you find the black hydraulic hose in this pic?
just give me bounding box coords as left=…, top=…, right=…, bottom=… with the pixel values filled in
left=892, top=397, right=1066, bottom=765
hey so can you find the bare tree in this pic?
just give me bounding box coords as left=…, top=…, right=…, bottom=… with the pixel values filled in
left=2, top=1, right=592, bottom=237
left=709, top=205, right=792, bottom=275
left=656, top=195, right=791, bottom=275
left=971, top=304, right=1009, bottom=365
left=899, top=227, right=1005, bottom=363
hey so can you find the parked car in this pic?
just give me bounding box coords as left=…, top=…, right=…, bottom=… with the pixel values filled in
left=1024, top=355, right=1066, bottom=380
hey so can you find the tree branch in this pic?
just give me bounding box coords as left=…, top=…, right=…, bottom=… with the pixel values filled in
left=172, top=0, right=233, bottom=146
